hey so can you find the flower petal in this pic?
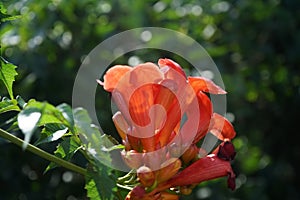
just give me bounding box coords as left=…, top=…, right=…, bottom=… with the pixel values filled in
left=109, top=63, right=164, bottom=151
left=101, top=65, right=132, bottom=92
left=227, top=173, right=236, bottom=190
left=140, top=135, right=156, bottom=152
left=130, top=62, right=163, bottom=85
left=192, top=91, right=213, bottom=143
left=112, top=111, right=129, bottom=140
left=158, top=58, right=187, bottom=78
left=143, top=149, right=166, bottom=170
left=216, top=141, right=236, bottom=161
left=166, top=154, right=235, bottom=187
left=110, top=62, right=164, bottom=126
left=127, top=131, right=143, bottom=152
left=209, top=113, right=236, bottom=140
left=154, top=90, right=181, bottom=147
left=128, top=84, right=156, bottom=127
left=156, top=69, right=195, bottom=147
left=188, top=76, right=227, bottom=94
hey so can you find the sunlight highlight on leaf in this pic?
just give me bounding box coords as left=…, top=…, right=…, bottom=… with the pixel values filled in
left=18, top=110, right=41, bottom=149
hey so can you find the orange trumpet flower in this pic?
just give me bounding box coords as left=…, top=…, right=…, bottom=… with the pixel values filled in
left=99, top=58, right=237, bottom=199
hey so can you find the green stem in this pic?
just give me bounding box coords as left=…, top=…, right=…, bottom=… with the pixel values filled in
left=0, top=128, right=87, bottom=176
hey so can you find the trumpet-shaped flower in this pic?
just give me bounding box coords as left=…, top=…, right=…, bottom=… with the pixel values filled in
left=100, top=58, right=237, bottom=199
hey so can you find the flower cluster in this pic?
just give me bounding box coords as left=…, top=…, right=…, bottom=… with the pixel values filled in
left=99, top=58, right=236, bottom=199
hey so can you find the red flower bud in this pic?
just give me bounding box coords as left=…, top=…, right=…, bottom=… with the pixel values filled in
left=137, top=166, right=155, bottom=187
left=126, top=186, right=162, bottom=200
left=181, top=144, right=198, bottom=164
left=217, top=141, right=236, bottom=161
left=126, top=186, right=146, bottom=200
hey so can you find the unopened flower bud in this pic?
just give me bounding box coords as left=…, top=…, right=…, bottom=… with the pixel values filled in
left=156, top=158, right=181, bottom=184
left=137, top=166, right=155, bottom=187
left=122, top=150, right=143, bottom=169
left=126, top=186, right=146, bottom=200
left=181, top=144, right=198, bottom=164
left=161, top=191, right=179, bottom=200
left=180, top=186, right=193, bottom=195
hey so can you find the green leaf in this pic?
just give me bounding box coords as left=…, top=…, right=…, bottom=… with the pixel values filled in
left=0, top=97, right=20, bottom=114
left=17, top=107, right=41, bottom=149
left=57, top=103, right=74, bottom=133
left=0, top=3, right=21, bottom=22
left=0, top=14, right=21, bottom=22
left=24, top=100, right=68, bottom=125
left=73, top=108, right=118, bottom=200
left=85, top=163, right=115, bottom=200
left=54, top=136, right=80, bottom=159
left=85, top=168, right=101, bottom=200
left=17, top=100, right=70, bottom=148
left=16, top=95, right=26, bottom=109
left=45, top=137, right=81, bottom=173
left=0, top=115, right=17, bottom=131
left=35, top=123, right=68, bottom=146
left=35, top=102, right=65, bottom=125
left=73, top=108, right=121, bottom=167
left=0, top=58, right=18, bottom=99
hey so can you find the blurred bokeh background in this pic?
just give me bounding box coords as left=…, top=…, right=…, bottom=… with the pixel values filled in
left=1, top=0, right=300, bottom=199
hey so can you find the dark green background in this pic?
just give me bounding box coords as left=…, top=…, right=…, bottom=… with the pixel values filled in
left=1, top=0, right=299, bottom=199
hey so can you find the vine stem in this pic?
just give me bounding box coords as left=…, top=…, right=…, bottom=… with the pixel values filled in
left=0, top=127, right=87, bottom=176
